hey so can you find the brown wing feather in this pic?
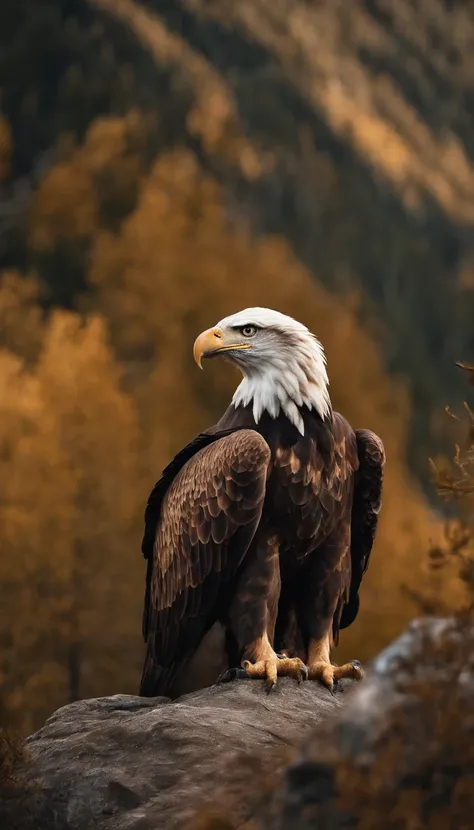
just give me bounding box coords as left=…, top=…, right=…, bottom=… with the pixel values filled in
left=272, top=412, right=359, bottom=551
left=273, top=412, right=360, bottom=651
left=340, top=427, right=385, bottom=630
left=141, top=425, right=253, bottom=639
left=140, top=429, right=270, bottom=696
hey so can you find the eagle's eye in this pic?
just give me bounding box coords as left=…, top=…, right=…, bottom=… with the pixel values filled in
left=241, top=325, right=257, bottom=338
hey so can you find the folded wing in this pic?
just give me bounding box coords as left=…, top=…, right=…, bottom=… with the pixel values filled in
left=340, top=428, right=386, bottom=630
left=140, top=428, right=271, bottom=695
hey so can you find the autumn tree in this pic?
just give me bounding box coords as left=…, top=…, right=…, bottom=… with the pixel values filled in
left=0, top=271, right=45, bottom=362
left=0, top=311, right=143, bottom=733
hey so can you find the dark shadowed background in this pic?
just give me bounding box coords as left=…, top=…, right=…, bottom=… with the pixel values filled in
left=0, top=0, right=473, bottom=735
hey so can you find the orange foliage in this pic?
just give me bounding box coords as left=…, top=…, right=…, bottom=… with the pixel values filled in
left=0, top=312, right=143, bottom=733
left=0, top=272, right=45, bottom=362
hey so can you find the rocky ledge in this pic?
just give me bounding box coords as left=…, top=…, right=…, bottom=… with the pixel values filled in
left=5, top=618, right=467, bottom=830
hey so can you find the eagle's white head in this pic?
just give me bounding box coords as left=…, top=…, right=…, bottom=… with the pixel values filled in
left=193, top=307, right=331, bottom=434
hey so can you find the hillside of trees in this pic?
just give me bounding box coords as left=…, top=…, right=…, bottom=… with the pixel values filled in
left=0, top=0, right=473, bottom=734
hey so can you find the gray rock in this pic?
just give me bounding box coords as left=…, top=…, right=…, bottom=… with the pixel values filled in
left=24, top=678, right=346, bottom=830
left=17, top=619, right=465, bottom=830
left=278, top=617, right=473, bottom=830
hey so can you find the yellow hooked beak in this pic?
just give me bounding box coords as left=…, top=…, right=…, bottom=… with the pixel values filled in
left=193, top=326, right=251, bottom=369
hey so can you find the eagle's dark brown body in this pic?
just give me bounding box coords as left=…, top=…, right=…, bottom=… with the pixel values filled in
left=140, top=402, right=384, bottom=697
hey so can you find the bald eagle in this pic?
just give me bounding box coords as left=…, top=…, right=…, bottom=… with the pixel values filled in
left=140, top=308, right=385, bottom=695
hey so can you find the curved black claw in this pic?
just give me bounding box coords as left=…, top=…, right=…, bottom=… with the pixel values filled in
left=215, top=666, right=250, bottom=684
left=328, top=678, right=343, bottom=696
left=298, top=665, right=309, bottom=683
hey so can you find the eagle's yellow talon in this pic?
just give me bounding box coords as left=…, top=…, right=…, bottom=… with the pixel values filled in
left=308, top=659, right=364, bottom=689
left=241, top=654, right=307, bottom=689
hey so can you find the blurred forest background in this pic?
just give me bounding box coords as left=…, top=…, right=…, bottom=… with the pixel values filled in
left=1, top=0, right=474, bottom=736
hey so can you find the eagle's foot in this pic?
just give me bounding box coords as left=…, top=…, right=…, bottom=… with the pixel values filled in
left=307, top=659, right=363, bottom=694
left=242, top=655, right=308, bottom=691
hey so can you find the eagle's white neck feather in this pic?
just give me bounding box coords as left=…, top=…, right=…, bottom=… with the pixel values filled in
left=218, top=308, right=332, bottom=435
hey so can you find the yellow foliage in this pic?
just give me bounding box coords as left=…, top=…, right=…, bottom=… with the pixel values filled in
left=29, top=111, right=147, bottom=251
left=0, top=271, right=45, bottom=362
left=29, top=158, right=98, bottom=249
left=0, top=312, right=143, bottom=733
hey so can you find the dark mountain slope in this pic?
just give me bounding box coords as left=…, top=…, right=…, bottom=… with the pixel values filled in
left=1, top=0, right=473, bottom=480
